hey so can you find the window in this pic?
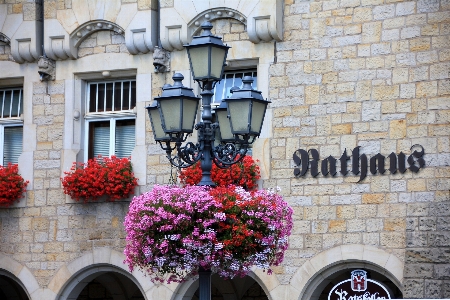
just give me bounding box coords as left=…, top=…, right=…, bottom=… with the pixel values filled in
left=85, top=80, right=136, bottom=160
left=211, top=69, right=257, bottom=155
left=212, top=69, right=257, bottom=106
left=0, top=87, right=23, bottom=165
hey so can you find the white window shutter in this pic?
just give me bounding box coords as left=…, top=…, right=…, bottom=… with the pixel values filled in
left=3, top=126, right=23, bottom=164
left=115, top=122, right=135, bottom=158
left=93, top=125, right=110, bottom=158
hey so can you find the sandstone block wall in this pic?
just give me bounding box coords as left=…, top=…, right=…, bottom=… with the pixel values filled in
left=269, top=0, right=449, bottom=297
left=0, top=0, right=448, bottom=298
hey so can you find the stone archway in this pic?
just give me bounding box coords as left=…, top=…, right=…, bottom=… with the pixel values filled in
left=58, top=265, right=145, bottom=300
left=301, top=262, right=403, bottom=300
left=0, top=254, right=39, bottom=299
left=48, top=248, right=155, bottom=300
left=0, top=269, right=30, bottom=300
left=289, top=244, right=404, bottom=300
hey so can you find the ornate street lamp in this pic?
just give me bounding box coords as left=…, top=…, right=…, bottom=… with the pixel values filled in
left=185, top=22, right=230, bottom=88
left=145, top=21, right=270, bottom=300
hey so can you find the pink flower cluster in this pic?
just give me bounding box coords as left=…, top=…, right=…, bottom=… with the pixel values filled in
left=124, top=185, right=221, bottom=283
left=123, top=184, right=293, bottom=283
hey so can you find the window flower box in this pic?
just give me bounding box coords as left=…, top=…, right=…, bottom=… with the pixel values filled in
left=0, top=163, right=28, bottom=207
left=61, top=156, right=138, bottom=202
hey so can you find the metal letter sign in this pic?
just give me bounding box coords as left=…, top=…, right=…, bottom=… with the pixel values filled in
left=328, top=270, right=391, bottom=300
left=293, top=145, right=425, bottom=182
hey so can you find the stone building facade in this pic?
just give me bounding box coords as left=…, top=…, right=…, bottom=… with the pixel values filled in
left=0, top=0, right=448, bottom=299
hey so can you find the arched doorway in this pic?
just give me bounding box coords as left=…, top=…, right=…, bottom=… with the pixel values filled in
left=0, top=270, right=29, bottom=300
left=57, top=265, right=145, bottom=300
left=289, top=245, right=405, bottom=300
left=307, top=264, right=403, bottom=299
left=75, top=272, right=145, bottom=300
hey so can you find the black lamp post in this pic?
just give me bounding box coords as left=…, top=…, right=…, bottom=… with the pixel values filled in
left=146, top=22, right=270, bottom=299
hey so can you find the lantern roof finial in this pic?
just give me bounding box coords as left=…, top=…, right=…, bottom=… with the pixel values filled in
left=172, top=73, right=184, bottom=87
left=200, top=22, right=213, bottom=36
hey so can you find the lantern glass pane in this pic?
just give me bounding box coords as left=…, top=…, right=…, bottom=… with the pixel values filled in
left=148, top=107, right=167, bottom=140
left=210, top=47, right=226, bottom=78
left=216, top=109, right=233, bottom=140
left=181, top=99, right=198, bottom=132
left=250, top=101, right=266, bottom=134
left=160, top=99, right=181, bottom=131
left=188, top=47, right=209, bottom=79
left=228, top=100, right=250, bottom=132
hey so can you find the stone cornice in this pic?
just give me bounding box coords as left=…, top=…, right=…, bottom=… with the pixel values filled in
left=44, top=1, right=157, bottom=60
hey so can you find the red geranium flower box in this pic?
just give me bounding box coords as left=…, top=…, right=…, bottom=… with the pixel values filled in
left=0, top=163, right=28, bottom=207
left=61, top=156, right=138, bottom=202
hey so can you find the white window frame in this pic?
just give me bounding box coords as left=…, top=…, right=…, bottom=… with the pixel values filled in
left=0, top=87, right=23, bottom=165
left=84, top=79, right=136, bottom=161
left=212, top=68, right=257, bottom=106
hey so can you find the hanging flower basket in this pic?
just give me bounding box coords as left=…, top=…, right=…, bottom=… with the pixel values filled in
left=61, top=156, right=138, bottom=202
left=179, top=155, right=261, bottom=190
left=124, top=184, right=292, bottom=283
left=0, top=163, right=28, bottom=207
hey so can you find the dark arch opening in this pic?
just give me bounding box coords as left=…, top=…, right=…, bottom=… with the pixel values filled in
left=189, top=274, right=269, bottom=300
left=76, top=273, right=144, bottom=300
left=57, top=265, right=146, bottom=300
left=0, top=271, right=29, bottom=300
left=310, top=267, right=403, bottom=300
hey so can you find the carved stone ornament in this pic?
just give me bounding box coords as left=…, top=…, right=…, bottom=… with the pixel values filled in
left=37, top=56, right=56, bottom=81
left=0, top=33, right=10, bottom=45
left=152, top=46, right=170, bottom=73
left=160, top=0, right=282, bottom=51
left=189, top=8, right=247, bottom=36
left=70, top=20, right=124, bottom=48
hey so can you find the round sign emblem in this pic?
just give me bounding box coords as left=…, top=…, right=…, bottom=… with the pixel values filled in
left=328, top=270, right=391, bottom=300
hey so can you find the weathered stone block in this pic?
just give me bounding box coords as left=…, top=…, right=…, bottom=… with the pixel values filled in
left=385, top=217, right=406, bottom=231
left=396, top=1, right=415, bottom=16
left=304, top=234, right=322, bottom=248
left=363, top=232, right=379, bottom=246
left=417, top=0, right=440, bottom=13
left=328, top=219, right=346, bottom=232
left=424, top=280, right=443, bottom=298
left=323, top=233, right=342, bottom=249
left=380, top=231, right=405, bottom=247
left=400, top=83, right=416, bottom=99
left=430, top=62, right=450, bottom=80
left=430, top=202, right=450, bottom=216
left=437, top=217, right=450, bottom=231
left=405, top=263, right=434, bottom=278
left=434, top=264, right=450, bottom=279
left=312, top=220, right=328, bottom=233
left=428, top=232, right=450, bottom=247
left=342, top=233, right=360, bottom=244
left=347, top=219, right=366, bottom=232
left=419, top=217, right=436, bottom=231
left=366, top=218, right=383, bottom=232
left=373, top=4, right=395, bottom=20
